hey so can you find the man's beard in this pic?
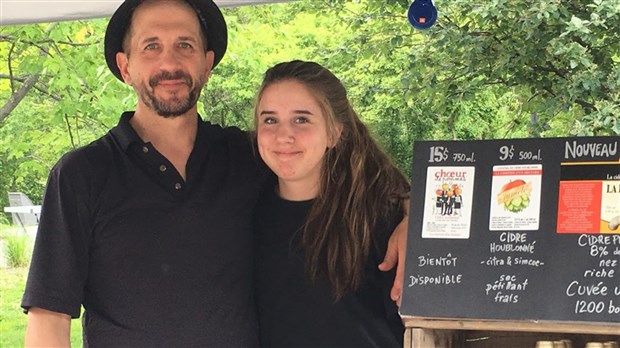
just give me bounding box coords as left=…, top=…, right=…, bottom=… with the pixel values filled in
left=138, top=70, right=203, bottom=118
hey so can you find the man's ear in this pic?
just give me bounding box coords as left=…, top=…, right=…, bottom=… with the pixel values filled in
left=204, top=51, right=215, bottom=81
left=116, top=52, right=132, bottom=85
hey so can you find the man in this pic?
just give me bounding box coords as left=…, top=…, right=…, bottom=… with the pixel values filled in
left=22, top=0, right=407, bottom=346
left=23, top=0, right=263, bottom=346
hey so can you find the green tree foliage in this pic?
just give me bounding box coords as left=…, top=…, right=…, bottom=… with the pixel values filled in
left=1, top=0, right=618, bottom=216
left=1, top=19, right=130, bottom=211
left=315, top=0, right=619, bottom=137
left=439, top=0, right=620, bottom=136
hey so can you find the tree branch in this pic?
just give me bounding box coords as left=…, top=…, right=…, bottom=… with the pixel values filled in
left=0, top=74, right=62, bottom=101
left=0, top=73, right=40, bottom=123
left=0, top=34, right=97, bottom=48
left=63, top=114, right=76, bottom=148
left=574, top=98, right=596, bottom=111
left=530, top=63, right=567, bottom=79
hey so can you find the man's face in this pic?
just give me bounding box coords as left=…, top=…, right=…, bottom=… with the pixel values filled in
left=116, top=0, right=215, bottom=117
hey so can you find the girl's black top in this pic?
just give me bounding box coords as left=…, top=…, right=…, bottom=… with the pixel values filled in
left=254, top=184, right=404, bottom=348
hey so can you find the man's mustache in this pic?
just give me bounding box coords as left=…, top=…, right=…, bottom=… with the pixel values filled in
left=149, top=71, right=192, bottom=88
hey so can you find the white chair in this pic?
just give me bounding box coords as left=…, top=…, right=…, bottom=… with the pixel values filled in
left=7, top=192, right=40, bottom=228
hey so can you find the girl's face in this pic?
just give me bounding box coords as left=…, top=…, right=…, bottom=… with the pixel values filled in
left=256, top=80, right=336, bottom=198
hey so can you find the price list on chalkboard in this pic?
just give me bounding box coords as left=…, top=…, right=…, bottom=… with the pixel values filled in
left=400, top=136, right=620, bottom=325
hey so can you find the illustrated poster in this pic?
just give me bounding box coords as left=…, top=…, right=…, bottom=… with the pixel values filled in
left=422, top=166, right=475, bottom=239
left=489, top=164, right=543, bottom=231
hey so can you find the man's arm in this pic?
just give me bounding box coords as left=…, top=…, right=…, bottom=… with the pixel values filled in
left=378, top=198, right=409, bottom=306
left=25, top=307, right=71, bottom=347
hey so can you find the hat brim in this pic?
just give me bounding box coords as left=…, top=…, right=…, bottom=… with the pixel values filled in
left=104, top=0, right=227, bottom=82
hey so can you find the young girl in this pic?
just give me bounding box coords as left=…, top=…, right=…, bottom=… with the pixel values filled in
left=253, top=60, right=410, bottom=347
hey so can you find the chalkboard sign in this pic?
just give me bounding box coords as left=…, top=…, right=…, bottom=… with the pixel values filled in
left=400, top=136, right=620, bottom=325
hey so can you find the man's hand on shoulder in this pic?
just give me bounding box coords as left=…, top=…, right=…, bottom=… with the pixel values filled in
left=378, top=198, right=409, bottom=306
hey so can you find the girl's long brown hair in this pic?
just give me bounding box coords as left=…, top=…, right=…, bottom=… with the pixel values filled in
left=254, top=60, right=410, bottom=300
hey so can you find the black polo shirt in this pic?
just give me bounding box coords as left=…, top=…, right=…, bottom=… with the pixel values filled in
left=22, top=112, right=266, bottom=347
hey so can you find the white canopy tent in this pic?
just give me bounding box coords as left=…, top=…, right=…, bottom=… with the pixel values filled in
left=0, top=0, right=295, bottom=26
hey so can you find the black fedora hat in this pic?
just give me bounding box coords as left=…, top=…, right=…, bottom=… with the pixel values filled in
left=104, top=0, right=228, bottom=82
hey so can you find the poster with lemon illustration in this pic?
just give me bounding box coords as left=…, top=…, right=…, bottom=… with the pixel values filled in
left=489, top=164, right=543, bottom=231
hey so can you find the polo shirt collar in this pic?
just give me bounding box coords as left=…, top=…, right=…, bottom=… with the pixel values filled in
left=110, top=111, right=221, bottom=152
left=111, top=111, right=141, bottom=151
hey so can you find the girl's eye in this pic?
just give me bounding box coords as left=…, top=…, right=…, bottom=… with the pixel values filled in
left=294, top=117, right=309, bottom=124
left=263, top=117, right=277, bottom=125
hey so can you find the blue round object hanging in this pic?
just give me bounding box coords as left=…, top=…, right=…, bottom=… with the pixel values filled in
left=408, top=0, right=437, bottom=30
